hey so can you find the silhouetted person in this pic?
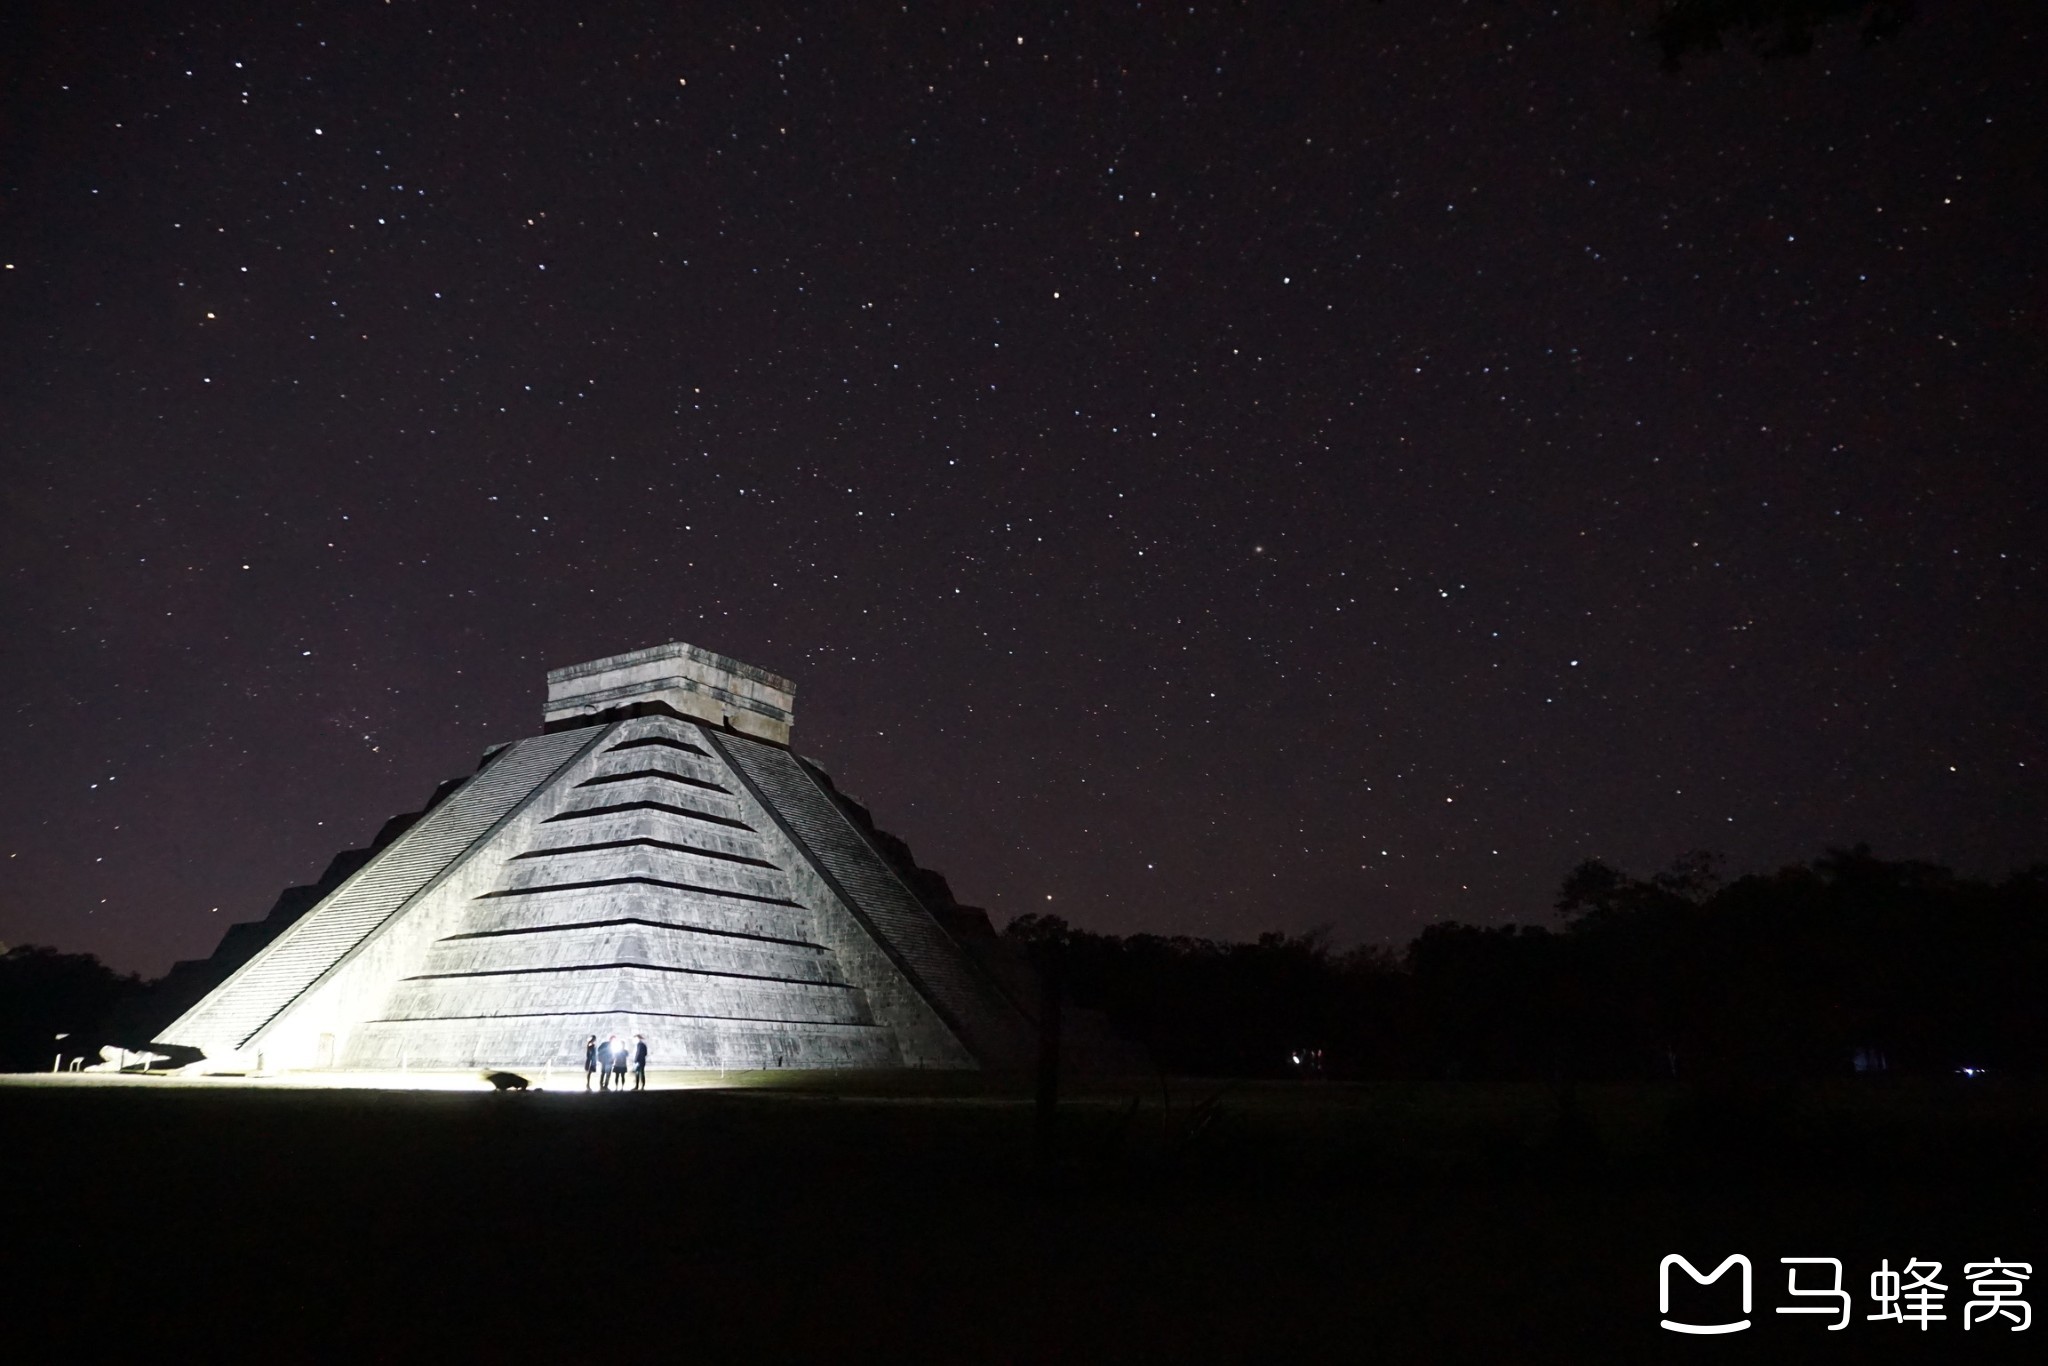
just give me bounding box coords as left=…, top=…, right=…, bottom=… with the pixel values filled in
left=596, top=1036, right=614, bottom=1091
left=609, top=1034, right=628, bottom=1089
left=632, top=1034, right=648, bottom=1091
left=583, top=1034, right=598, bottom=1090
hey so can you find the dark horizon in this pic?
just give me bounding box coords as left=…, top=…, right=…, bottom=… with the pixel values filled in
left=3, top=2, right=2042, bottom=978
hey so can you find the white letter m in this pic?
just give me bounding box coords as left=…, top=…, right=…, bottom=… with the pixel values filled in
left=1661, top=1254, right=1753, bottom=1334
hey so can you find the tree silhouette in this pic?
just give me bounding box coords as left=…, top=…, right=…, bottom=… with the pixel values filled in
left=1003, top=847, right=2046, bottom=1082
left=1644, top=0, right=1918, bottom=69
left=0, top=945, right=145, bottom=1071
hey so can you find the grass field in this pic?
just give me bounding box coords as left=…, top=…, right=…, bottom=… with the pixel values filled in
left=3, top=1072, right=2040, bottom=1363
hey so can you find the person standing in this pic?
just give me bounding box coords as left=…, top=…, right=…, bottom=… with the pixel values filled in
left=596, top=1035, right=614, bottom=1091
left=610, top=1034, right=629, bottom=1090
left=583, top=1035, right=598, bottom=1091
left=632, top=1034, right=648, bottom=1091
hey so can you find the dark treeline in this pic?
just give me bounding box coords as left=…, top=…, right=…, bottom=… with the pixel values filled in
left=1645, top=0, right=1916, bottom=68
left=5, top=846, right=2044, bottom=1080
left=1006, top=847, right=2048, bottom=1082
left=0, top=945, right=146, bottom=1073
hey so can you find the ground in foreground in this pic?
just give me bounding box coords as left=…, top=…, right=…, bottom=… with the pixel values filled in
left=2, top=1073, right=2040, bottom=1363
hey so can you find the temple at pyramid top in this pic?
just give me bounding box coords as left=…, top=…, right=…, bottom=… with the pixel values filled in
left=544, top=641, right=797, bottom=744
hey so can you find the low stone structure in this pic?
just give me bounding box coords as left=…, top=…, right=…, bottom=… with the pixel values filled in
left=156, top=643, right=1037, bottom=1074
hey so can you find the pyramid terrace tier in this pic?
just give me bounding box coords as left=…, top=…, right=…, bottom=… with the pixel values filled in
left=377, top=960, right=877, bottom=1027
left=343, top=1013, right=900, bottom=1070
left=460, top=880, right=818, bottom=942
left=554, top=777, right=751, bottom=824
left=421, top=918, right=851, bottom=983
left=491, top=841, right=795, bottom=901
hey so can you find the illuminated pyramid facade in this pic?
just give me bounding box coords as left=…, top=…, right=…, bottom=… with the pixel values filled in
left=157, top=644, right=1036, bottom=1073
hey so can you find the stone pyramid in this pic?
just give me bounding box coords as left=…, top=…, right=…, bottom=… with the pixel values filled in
left=157, top=643, right=1036, bottom=1074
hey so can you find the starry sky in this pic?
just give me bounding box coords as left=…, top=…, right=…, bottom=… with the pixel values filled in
left=3, top=2, right=2042, bottom=977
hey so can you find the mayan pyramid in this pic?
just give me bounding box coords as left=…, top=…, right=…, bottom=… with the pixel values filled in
left=155, top=643, right=1038, bottom=1074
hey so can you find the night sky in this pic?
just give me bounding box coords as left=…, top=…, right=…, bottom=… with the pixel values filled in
left=3, top=3, right=2042, bottom=977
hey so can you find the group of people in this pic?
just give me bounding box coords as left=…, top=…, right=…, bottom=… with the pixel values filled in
left=584, top=1033, right=648, bottom=1091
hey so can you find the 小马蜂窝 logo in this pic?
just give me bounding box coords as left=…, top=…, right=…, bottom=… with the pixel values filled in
left=1660, top=1255, right=2030, bottom=1334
